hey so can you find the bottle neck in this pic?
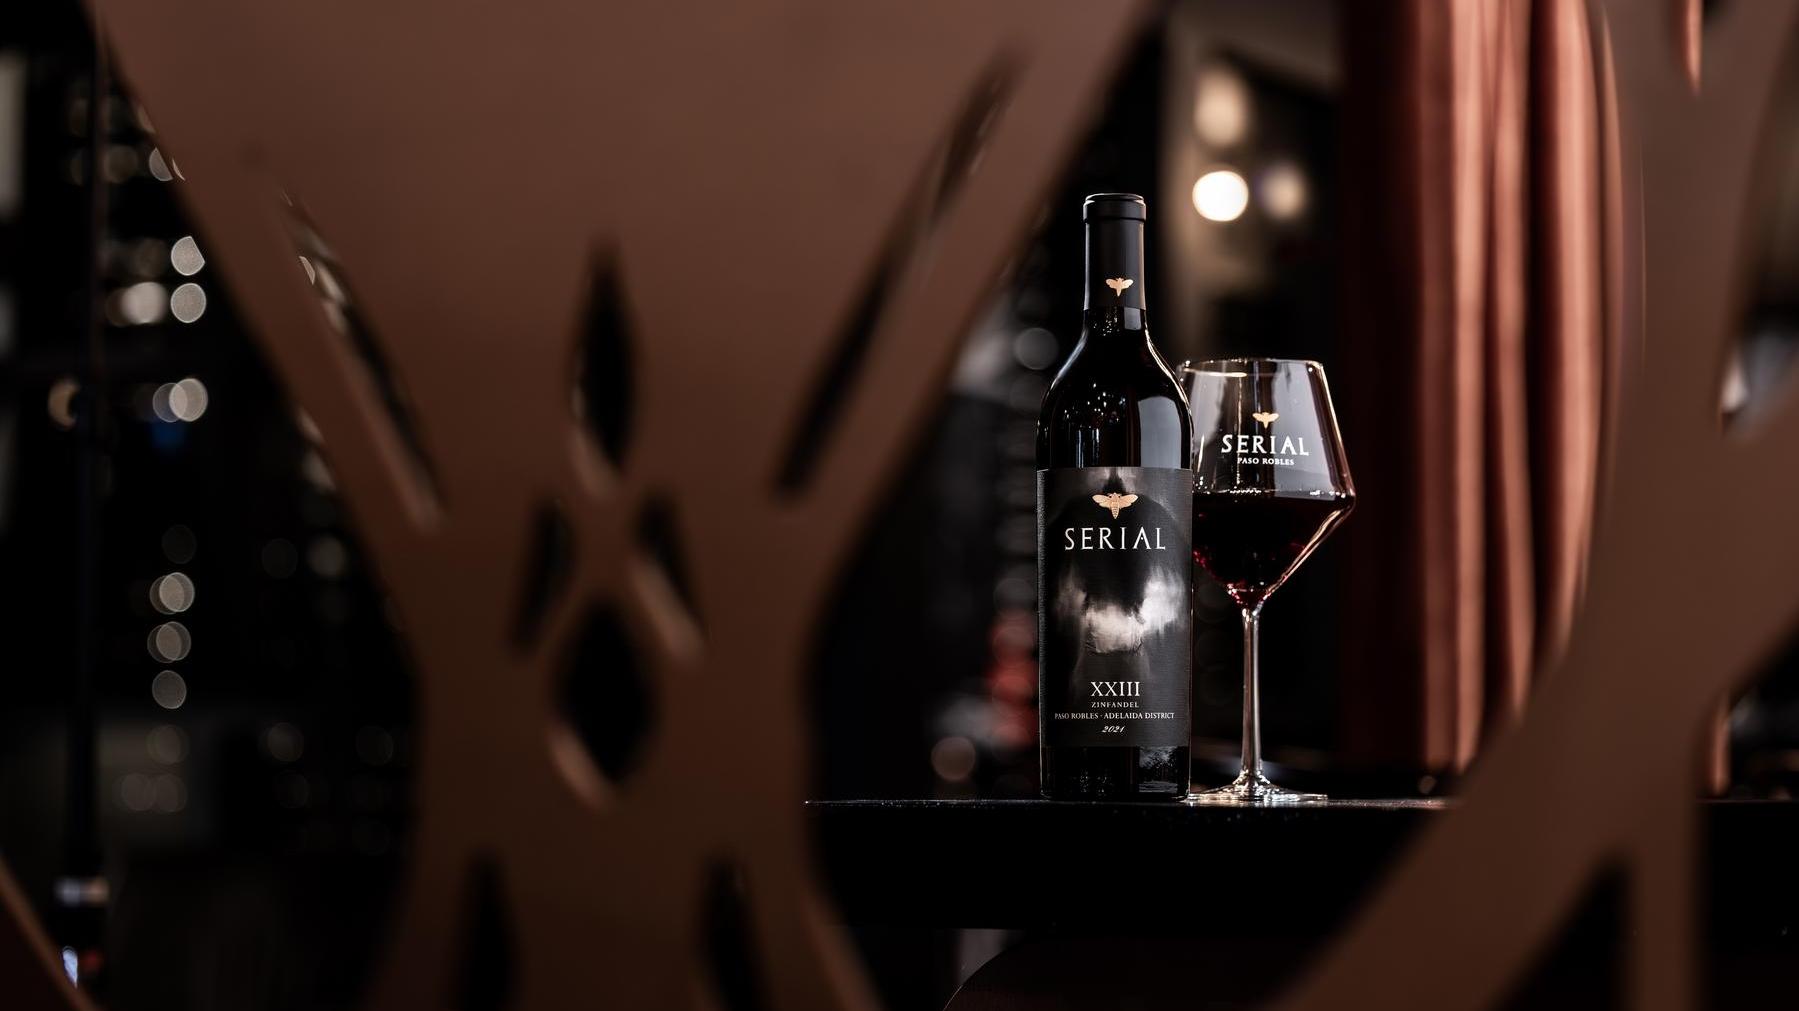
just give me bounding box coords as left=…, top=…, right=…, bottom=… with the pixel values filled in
left=1084, top=215, right=1146, bottom=312
left=1076, top=305, right=1151, bottom=360
left=1082, top=305, right=1147, bottom=330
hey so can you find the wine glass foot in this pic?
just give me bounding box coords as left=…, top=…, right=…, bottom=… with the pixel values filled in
left=1186, top=771, right=1325, bottom=806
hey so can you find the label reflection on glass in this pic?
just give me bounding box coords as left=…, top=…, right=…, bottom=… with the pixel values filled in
left=1037, top=466, right=1192, bottom=748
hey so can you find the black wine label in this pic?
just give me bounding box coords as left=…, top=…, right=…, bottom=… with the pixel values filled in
left=1037, top=466, right=1193, bottom=748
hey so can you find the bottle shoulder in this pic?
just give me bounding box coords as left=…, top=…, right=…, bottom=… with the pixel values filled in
left=1036, top=334, right=1192, bottom=469
left=1042, top=338, right=1189, bottom=409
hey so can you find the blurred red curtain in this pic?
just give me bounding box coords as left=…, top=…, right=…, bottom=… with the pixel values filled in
left=1336, top=0, right=1622, bottom=772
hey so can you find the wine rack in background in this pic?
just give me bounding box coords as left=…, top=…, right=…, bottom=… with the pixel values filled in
left=0, top=3, right=411, bottom=1005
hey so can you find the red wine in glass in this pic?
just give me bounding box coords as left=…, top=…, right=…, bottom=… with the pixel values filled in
left=1192, top=490, right=1353, bottom=610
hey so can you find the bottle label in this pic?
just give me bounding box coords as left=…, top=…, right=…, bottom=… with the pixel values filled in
left=1037, top=466, right=1192, bottom=748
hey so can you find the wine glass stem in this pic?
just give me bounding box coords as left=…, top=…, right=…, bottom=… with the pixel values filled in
left=1241, top=606, right=1264, bottom=782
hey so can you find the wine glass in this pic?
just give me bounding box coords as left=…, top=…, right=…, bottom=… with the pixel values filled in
left=1179, top=359, right=1354, bottom=805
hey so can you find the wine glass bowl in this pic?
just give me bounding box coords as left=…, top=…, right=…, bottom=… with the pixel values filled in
left=1190, top=490, right=1352, bottom=611
left=1181, top=358, right=1354, bottom=805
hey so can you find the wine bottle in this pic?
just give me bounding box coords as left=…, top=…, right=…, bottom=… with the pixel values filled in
left=1036, top=193, right=1193, bottom=800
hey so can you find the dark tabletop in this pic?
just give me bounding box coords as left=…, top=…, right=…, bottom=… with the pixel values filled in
left=809, top=798, right=1799, bottom=937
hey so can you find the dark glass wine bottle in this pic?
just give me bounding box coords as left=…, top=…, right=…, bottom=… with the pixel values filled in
left=1036, top=193, right=1193, bottom=800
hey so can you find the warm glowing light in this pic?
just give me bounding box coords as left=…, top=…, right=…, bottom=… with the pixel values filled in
left=117, top=282, right=167, bottom=325
left=147, top=725, right=188, bottom=764
left=1192, top=63, right=1250, bottom=146
left=151, top=774, right=187, bottom=813
left=151, top=383, right=177, bottom=422
left=146, top=147, right=174, bottom=182
left=150, top=572, right=195, bottom=614
left=1192, top=169, right=1250, bottom=222
left=1012, top=327, right=1058, bottom=371
left=103, top=145, right=139, bottom=184
left=170, top=283, right=206, bottom=323
left=1259, top=161, right=1309, bottom=221
left=1721, top=349, right=1748, bottom=417
left=147, top=621, right=191, bottom=663
left=300, top=451, right=336, bottom=491
left=294, top=409, right=322, bottom=443
left=46, top=376, right=79, bottom=429
left=129, top=240, right=167, bottom=277
left=170, top=235, right=205, bottom=276
left=151, top=670, right=187, bottom=709
left=169, top=377, right=208, bottom=421
left=930, top=736, right=978, bottom=782
left=119, top=773, right=155, bottom=812
left=308, top=536, right=348, bottom=579
left=312, top=261, right=347, bottom=305
left=265, top=723, right=305, bottom=763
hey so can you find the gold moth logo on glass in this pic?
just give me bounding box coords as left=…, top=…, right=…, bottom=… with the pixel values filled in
left=1104, top=277, right=1133, bottom=297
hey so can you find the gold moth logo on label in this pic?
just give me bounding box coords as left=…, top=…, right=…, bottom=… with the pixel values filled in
left=1091, top=492, right=1138, bottom=519
left=1104, top=277, right=1133, bottom=297
left=1252, top=411, right=1279, bottom=426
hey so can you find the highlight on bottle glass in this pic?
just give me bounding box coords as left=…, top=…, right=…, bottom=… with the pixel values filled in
left=1181, top=358, right=1354, bottom=805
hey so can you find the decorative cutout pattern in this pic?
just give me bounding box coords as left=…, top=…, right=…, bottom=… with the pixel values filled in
left=285, top=195, right=444, bottom=511
left=636, top=494, right=701, bottom=631
left=557, top=607, right=653, bottom=785
left=512, top=502, right=574, bottom=651
left=1718, top=11, right=1799, bottom=435
left=48, top=5, right=1157, bottom=1007
left=575, top=254, right=634, bottom=470
left=774, top=59, right=1018, bottom=494
left=11, top=1, right=1150, bottom=1008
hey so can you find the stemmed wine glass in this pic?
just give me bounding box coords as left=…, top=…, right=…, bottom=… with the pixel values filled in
left=1179, top=359, right=1354, bottom=805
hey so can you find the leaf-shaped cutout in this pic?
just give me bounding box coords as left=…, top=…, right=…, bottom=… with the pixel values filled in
left=557, top=607, right=654, bottom=783
left=929, top=59, right=1016, bottom=226
left=637, top=493, right=701, bottom=630
left=774, top=58, right=1017, bottom=495
left=701, top=861, right=772, bottom=1011
left=575, top=253, right=636, bottom=467
left=283, top=194, right=443, bottom=507
left=512, top=501, right=574, bottom=650
left=449, top=855, right=516, bottom=1011
left=1713, top=13, right=1799, bottom=432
